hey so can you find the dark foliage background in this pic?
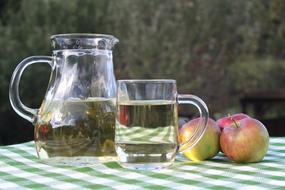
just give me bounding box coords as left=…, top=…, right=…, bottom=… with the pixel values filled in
left=1, top=0, right=285, bottom=144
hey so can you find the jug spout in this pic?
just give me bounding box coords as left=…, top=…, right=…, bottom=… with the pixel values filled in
left=51, top=33, right=119, bottom=50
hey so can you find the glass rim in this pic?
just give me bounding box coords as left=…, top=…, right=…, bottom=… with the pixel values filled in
left=117, top=79, right=176, bottom=83
left=50, top=33, right=119, bottom=42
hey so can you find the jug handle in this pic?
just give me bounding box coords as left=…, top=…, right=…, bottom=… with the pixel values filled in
left=9, top=56, right=53, bottom=123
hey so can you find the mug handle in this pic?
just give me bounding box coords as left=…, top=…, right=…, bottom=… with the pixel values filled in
left=9, top=56, right=53, bottom=123
left=177, top=94, right=209, bottom=153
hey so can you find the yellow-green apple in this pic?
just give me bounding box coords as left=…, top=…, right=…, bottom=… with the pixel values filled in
left=217, top=113, right=250, bottom=131
left=220, top=118, right=269, bottom=163
left=179, top=118, right=221, bottom=161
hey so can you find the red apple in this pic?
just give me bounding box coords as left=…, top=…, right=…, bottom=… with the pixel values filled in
left=217, top=113, right=250, bottom=131
left=220, top=118, right=269, bottom=163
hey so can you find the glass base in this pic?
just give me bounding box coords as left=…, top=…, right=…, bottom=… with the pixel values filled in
left=40, top=156, right=118, bottom=166
left=118, top=161, right=173, bottom=170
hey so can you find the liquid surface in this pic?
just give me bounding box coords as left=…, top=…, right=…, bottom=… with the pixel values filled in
left=115, top=100, right=178, bottom=168
left=35, top=98, right=116, bottom=163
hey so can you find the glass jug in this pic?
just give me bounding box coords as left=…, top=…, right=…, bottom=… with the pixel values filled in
left=9, top=34, right=119, bottom=165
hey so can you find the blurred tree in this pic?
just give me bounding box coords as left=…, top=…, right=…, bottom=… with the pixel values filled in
left=0, top=0, right=112, bottom=144
left=0, top=0, right=285, bottom=144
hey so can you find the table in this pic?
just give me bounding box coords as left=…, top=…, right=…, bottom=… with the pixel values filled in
left=0, top=138, right=284, bottom=190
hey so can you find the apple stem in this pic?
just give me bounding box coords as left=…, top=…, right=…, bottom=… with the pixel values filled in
left=231, top=118, right=239, bottom=128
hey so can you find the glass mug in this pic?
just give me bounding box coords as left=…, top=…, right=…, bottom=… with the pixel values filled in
left=115, top=80, right=209, bottom=169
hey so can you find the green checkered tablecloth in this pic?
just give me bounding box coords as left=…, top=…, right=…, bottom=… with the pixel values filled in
left=0, top=138, right=284, bottom=190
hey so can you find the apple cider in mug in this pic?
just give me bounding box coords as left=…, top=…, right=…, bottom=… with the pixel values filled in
left=115, top=100, right=178, bottom=165
left=35, top=98, right=116, bottom=163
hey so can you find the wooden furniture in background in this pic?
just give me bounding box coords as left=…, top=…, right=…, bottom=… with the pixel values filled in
left=240, top=89, right=285, bottom=136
